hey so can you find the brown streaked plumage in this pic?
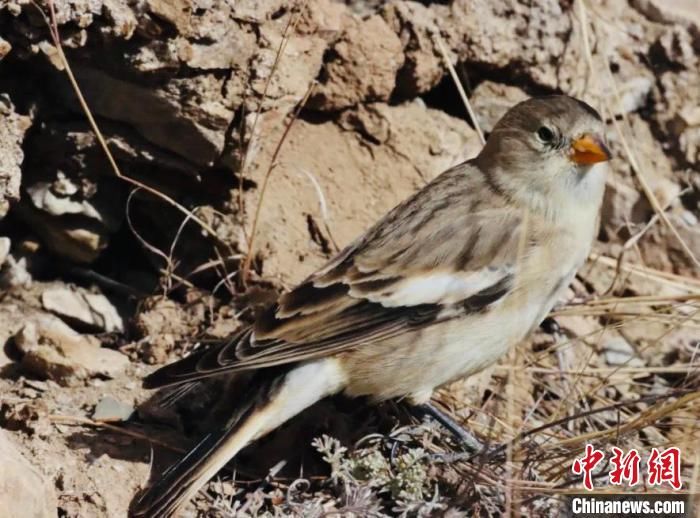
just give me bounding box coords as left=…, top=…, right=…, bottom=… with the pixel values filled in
left=131, top=95, right=611, bottom=517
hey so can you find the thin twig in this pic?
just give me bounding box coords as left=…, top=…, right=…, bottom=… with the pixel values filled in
left=297, top=166, right=340, bottom=252
left=433, top=31, right=486, bottom=145
left=49, top=414, right=185, bottom=453
left=238, top=2, right=308, bottom=234
left=589, top=253, right=700, bottom=290
left=241, top=81, right=317, bottom=281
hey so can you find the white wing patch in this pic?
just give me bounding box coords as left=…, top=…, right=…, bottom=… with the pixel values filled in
left=350, top=269, right=510, bottom=307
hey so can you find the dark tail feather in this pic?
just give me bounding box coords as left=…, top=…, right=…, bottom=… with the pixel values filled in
left=155, top=382, right=200, bottom=408
left=142, top=346, right=212, bottom=390
left=131, top=359, right=342, bottom=517
left=130, top=426, right=236, bottom=517
left=130, top=375, right=276, bottom=518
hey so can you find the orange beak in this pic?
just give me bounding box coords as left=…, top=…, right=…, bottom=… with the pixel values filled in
left=569, top=134, right=611, bottom=165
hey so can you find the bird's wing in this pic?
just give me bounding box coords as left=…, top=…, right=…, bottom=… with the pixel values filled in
left=144, top=163, right=530, bottom=388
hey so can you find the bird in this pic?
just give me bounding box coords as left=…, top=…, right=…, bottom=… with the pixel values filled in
left=131, top=95, right=611, bottom=517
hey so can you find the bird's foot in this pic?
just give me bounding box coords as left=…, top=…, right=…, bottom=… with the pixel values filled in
left=413, top=402, right=485, bottom=453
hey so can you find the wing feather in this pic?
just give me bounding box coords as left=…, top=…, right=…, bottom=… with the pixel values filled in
left=144, top=162, right=529, bottom=389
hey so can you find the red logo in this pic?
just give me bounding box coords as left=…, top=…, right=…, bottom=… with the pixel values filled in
left=573, top=445, right=682, bottom=491
left=609, top=447, right=641, bottom=486
left=647, top=447, right=682, bottom=490
left=572, top=444, right=605, bottom=491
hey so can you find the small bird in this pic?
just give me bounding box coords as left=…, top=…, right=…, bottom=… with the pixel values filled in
left=132, top=95, right=610, bottom=517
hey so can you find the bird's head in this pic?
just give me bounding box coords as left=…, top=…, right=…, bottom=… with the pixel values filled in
left=476, top=95, right=610, bottom=214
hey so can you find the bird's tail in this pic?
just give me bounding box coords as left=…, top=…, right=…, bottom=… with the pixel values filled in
left=130, top=359, right=347, bottom=518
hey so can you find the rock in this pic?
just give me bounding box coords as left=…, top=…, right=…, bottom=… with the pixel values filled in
left=602, top=336, right=644, bottom=368
left=26, top=178, right=118, bottom=228
left=342, top=100, right=482, bottom=172
left=310, top=14, right=404, bottom=110
left=14, top=314, right=129, bottom=386
left=182, top=21, right=256, bottom=70
left=0, top=236, right=9, bottom=268
left=639, top=212, right=700, bottom=277
left=102, top=0, right=138, bottom=39
left=382, top=1, right=443, bottom=97
left=628, top=115, right=681, bottom=210
left=145, top=0, right=192, bottom=33
left=0, top=302, right=31, bottom=367
left=0, top=36, right=10, bottom=60
left=667, top=105, right=700, bottom=166
left=14, top=120, right=132, bottom=263
left=600, top=174, right=641, bottom=240
left=298, top=0, right=345, bottom=40
left=0, top=253, right=32, bottom=289
left=631, top=0, right=700, bottom=30
left=679, top=106, right=700, bottom=128
left=68, top=67, right=233, bottom=167
left=93, top=396, right=134, bottom=422
left=654, top=69, right=700, bottom=166
left=38, top=0, right=101, bottom=28
left=248, top=23, right=327, bottom=113
left=556, top=315, right=601, bottom=342
left=470, top=81, right=529, bottom=133
left=615, top=76, right=653, bottom=114
left=242, top=100, right=478, bottom=284
left=0, top=396, right=52, bottom=437
left=0, top=238, right=37, bottom=289
left=442, top=0, right=572, bottom=90
left=0, top=95, right=31, bottom=219
left=0, top=430, right=57, bottom=518
left=603, top=114, right=681, bottom=236
left=41, top=287, right=124, bottom=333
left=134, top=296, right=199, bottom=363
left=652, top=26, right=698, bottom=68
left=14, top=203, right=109, bottom=264
left=343, top=0, right=384, bottom=17
left=680, top=126, right=700, bottom=165
left=207, top=305, right=241, bottom=339
left=230, top=0, right=286, bottom=23
left=16, top=119, right=211, bottom=263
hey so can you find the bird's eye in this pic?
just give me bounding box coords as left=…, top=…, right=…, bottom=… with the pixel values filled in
left=536, top=126, right=556, bottom=144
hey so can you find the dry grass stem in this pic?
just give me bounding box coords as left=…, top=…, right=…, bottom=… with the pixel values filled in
left=434, top=31, right=486, bottom=145
left=241, top=81, right=317, bottom=281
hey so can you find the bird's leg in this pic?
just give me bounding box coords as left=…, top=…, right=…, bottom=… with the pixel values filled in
left=413, top=402, right=485, bottom=453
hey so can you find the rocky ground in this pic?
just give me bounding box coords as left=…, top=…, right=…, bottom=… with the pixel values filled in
left=0, top=0, right=698, bottom=516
